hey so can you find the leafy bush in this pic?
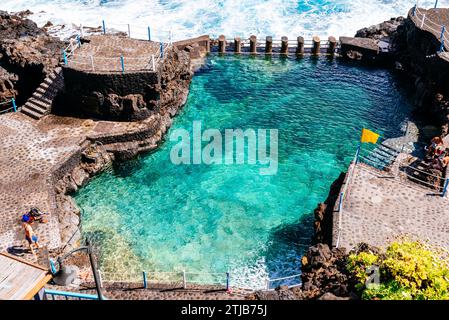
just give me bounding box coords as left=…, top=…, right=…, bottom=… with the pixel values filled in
left=347, top=240, right=449, bottom=300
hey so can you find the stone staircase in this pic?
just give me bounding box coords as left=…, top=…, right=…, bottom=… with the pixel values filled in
left=21, top=67, right=64, bottom=120
left=361, top=142, right=401, bottom=171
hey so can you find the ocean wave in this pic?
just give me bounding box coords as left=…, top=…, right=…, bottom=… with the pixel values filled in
left=1, top=0, right=438, bottom=40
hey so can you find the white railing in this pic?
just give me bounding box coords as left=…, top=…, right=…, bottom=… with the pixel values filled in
left=99, top=21, right=173, bottom=43
left=98, top=270, right=231, bottom=290
left=96, top=268, right=303, bottom=292
left=412, top=6, right=449, bottom=52
left=335, top=151, right=358, bottom=249
left=66, top=43, right=172, bottom=73
left=265, top=274, right=302, bottom=290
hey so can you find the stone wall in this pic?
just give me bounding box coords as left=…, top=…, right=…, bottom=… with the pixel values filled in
left=56, top=45, right=193, bottom=122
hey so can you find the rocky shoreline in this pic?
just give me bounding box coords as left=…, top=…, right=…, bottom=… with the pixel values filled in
left=1, top=8, right=448, bottom=300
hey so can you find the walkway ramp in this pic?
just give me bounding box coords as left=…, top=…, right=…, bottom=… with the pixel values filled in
left=334, top=161, right=449, bottom=250
left=0, top=252, right=52, bottom=300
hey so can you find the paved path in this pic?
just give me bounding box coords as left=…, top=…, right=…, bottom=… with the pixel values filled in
left=69, top=35, right=163, bottom=72
left=335, top=160, right=449, bottom=250
left=0, top=112, right=158, bottom=259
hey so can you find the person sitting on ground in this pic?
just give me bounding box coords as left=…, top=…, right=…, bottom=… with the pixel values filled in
left=425, top=136, right=444, bottom=159
left=22, top=215, right=40, bottom=256
left=441, top=149, right=449, bottom=169
left=26, top=207, right=48, bottom=224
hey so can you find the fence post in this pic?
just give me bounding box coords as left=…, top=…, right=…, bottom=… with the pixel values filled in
left=102, top=20, right=106, bottom=34
left=442, top=178, right=449, bottom=197
left=412, top=4, right=417, bottom=16
left=49, top=259, right=57, bottom=275
left=435, top=0, right=439, bottom=9
left=355, top=143, right=361, bottom=164
left=182, top=270, right=187, bottom=289
left=62, top=50, right=68, bottom=65
left=77, top=35, right=81, bottom=47
left=265, top=36, right=273, bottom=54
left=148, top=26, right=151, bottom=41
left=160, top=42, right=164, bottom=58
left=226, top=271, right=231, bottom=293
left=11, top=98, right=17, bottom=112
left=440, top=25, right=446, bottom=41
left=440, top=39, right=445, bottom=53
left=98, top=269, right=103, bottom=288
left=338, top=192, right=344, bottom=212
left=120, top=55, right=125, bottom=73
left=143, top=271, right=147, bottom=289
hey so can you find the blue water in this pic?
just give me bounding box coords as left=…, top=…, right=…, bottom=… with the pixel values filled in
left=1, top=1, right=436, bottom=40
left=74, top=55, right=412, bottom=288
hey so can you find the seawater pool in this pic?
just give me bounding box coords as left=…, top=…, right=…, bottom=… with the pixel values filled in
left=75, top=55, right=412, bottom=289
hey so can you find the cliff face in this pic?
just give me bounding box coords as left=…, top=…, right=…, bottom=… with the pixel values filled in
left=352, top=11, right=449, bottom=136
left=0, top=10, right=65, bottom=104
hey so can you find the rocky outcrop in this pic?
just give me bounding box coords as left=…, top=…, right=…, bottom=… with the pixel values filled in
left=313, top=172, right=345, bottom=245
left=352, top=9, right=449, bottom=135
left=0, top=10, right=65, bottom=104
left=248, top=244, right=356, bottom=300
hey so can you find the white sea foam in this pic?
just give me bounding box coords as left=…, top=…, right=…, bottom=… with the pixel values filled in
left=0, top=0, right=442, bottom=41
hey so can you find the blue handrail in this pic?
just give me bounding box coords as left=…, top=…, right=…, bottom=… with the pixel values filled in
left=0, top=98, right=17, bottom=114
left=44, top=289, right=102, bottom=300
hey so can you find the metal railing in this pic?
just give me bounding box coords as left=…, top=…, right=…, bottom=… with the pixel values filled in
left=335, top=148, right=359, bottom=249
left=0, top=98, right=17, bottom=114
left=265, top=274, right=302, bottom=290
left=412, top=6, right=449, bottom=53
left=97, top=268, right=303, bottom=292
left=98, top=269, right=231, bottom=291
left=100, top=21, right=173, bottom=43
left=66, top=43, right=171, bottom=73
left=43, top=289, right=101, bottom=300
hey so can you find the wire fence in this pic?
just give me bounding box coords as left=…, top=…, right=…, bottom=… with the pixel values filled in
left=0, top=98, right=17, bottom=115
left=65, top=41, right=171, bottom=72
left=100, top=21, right=174, bottom=43
left=97, top=268, right=301, bottom=291
left=412, top=6, right=449, bottom=53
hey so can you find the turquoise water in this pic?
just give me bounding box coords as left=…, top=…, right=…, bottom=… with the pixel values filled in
left=75, top=55, right=411, bottom=288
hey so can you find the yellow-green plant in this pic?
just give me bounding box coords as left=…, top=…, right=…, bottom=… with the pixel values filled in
left=347, top=240, right=449, bottom=300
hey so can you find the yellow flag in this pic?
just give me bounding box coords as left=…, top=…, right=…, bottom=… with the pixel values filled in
left=360, top=128, right=380, bottom=144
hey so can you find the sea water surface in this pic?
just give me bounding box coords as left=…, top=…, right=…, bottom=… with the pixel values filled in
left=1, top=0, right=439, bottom=40
left=74, top=56, right=412, bottom=288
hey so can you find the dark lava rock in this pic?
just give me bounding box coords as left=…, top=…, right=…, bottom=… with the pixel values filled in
left=0, top=10, right=65, bottom=103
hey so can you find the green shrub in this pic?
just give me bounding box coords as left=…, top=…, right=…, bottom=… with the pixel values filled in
left=347, top=240, right=449, bottom=300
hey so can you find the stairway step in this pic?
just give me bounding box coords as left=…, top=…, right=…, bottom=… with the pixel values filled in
left=29, top=98, right=51, bottom=110
left=25, top=102, right=48, bottom=114
left=22, top=107, right=43, bottom=120
left=32, top=92, right=53, bottom=103
left=379, top=143, right=401, bottom=155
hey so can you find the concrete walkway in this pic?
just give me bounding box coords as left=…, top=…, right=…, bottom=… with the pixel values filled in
left=0, top=112, right=159, bottom=258
left=335, top=160, right=449, bottom=250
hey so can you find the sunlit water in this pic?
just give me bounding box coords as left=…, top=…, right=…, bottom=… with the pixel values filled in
left=1, top=0, right=438, bottom=40
left=74, top=55, right=412, bottom=289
